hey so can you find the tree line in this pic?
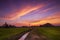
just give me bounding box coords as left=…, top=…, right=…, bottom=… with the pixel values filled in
left=0, top=22, right=60, bottom=28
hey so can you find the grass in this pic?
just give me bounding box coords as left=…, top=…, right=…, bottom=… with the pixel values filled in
left=0, top=28, right=29, bottom=40
left=0, top=27, right=60, bottom=40
left=36, top=27, right=60, bottom=40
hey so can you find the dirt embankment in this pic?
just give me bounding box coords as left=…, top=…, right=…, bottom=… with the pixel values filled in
left=25, top=28, right=50, bottom=40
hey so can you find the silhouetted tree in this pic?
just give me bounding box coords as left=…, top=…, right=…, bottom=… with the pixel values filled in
left=2, top=22, right=9, bottom=28
left=2, top=22, right=16, bottom=28
left=39, top=25, right=43, bottom=27
left=43, top=23, right=54, bottom=27
left=9, top=25, right=16, bottom=28
left=40, top=23, right=54, bottom=27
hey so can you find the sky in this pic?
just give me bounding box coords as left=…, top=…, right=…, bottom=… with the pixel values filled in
left=0, top=0, right=60, bottom=26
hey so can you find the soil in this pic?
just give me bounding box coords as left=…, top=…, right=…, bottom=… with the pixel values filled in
left=25, top=28, right=50, bottom=40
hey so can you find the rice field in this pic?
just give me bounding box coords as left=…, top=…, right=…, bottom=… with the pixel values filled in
left=36, top=27, right=60, bottom=40
left=0, top=28, right=29, bottom=40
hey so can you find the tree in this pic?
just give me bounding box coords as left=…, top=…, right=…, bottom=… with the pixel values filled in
left=2, top=22, right=9, bottom=28
left=2, top=22, right=16, bottom=28
left=40, top=23, right=54, bottom=27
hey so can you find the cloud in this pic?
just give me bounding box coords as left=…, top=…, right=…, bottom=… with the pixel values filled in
left=0, top=5, right=44, bottom=20
left=30, top=12, right=60, bottom=26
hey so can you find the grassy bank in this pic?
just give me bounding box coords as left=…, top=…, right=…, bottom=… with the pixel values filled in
left=0, top=28, right=30, bottom=40
left=36, top=27, right=60, bottom=40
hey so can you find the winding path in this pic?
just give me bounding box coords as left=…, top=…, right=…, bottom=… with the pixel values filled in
left=18, top=28, right=50, bottom=40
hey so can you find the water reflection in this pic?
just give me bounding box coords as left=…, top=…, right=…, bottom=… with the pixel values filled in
left=18, top=32, right=30, bottom=40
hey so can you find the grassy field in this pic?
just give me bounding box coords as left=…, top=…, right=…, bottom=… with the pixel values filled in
left=0, top=28, right=29, bottom=40
left=36, top=27, right=60, bottom=40
left=0, top=27, right=60, bottom=40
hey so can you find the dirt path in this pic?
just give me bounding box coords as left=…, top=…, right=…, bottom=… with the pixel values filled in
left=25, top=28, right=50, bottom=40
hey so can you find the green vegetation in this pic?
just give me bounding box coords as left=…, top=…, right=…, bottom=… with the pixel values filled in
left=0, top=28, right=29, bottom=40
left=0, top=27, right=60, bottom=40
left=36, top=27, right=60, bottom=40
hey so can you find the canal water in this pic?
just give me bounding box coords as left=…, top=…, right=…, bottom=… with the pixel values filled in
left=18, top=32, right=30, bottom=40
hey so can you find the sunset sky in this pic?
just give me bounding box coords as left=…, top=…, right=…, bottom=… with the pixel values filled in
left=0, top=0, right=60, bottom=26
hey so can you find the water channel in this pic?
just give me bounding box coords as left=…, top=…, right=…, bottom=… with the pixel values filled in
left=18, top=32, right=30, bottom=40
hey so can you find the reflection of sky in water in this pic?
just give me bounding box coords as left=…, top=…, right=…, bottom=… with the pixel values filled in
left=18, top=32, right=30, bottom=40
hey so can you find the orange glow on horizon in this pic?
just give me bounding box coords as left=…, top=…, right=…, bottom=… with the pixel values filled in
left=30, top=12, right=60, bottom=26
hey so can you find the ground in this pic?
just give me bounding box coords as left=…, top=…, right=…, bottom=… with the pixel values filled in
left=25, top=27, right=49, bottom=40
left=0, top=28, right=30, bottom=40
left=0, top=27, right=60, bottom=40
left=25, top=27, right=60, bottom=40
